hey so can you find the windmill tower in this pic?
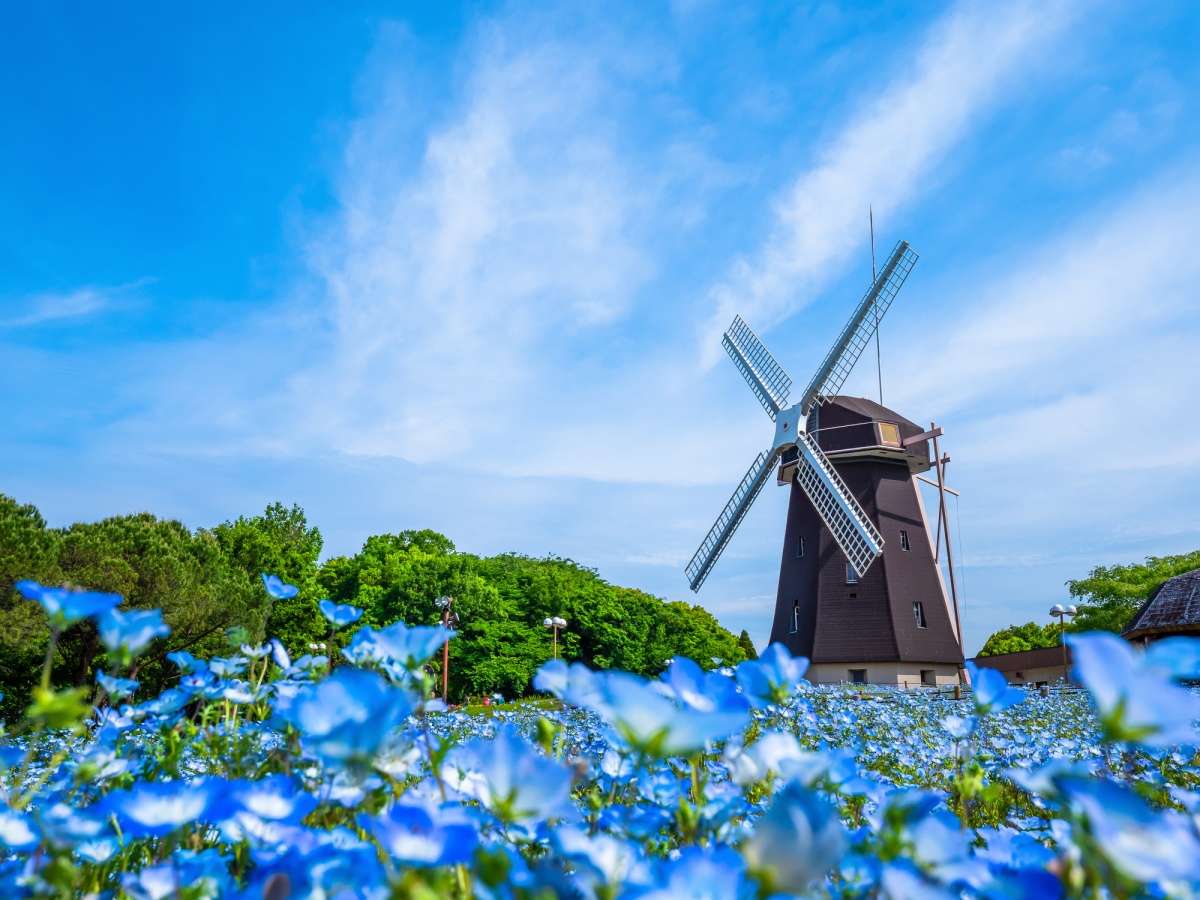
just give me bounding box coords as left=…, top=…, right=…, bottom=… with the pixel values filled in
left=687, top=240, right=965, bottom=686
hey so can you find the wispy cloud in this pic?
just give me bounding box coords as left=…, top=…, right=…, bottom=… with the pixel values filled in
left=3, top=286, right=113, bottom=328
left=704, top=0, right=1085, bottom=355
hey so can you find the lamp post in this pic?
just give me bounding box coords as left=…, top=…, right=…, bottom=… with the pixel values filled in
left=435, top=596, right=459, bottom=704
left=1050, top=604, right=1077, bottom=684
left=543, top=616, right=567, bottom=660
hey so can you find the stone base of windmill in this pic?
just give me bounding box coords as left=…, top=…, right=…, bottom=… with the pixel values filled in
left=807, top=661, right=960, bottom=688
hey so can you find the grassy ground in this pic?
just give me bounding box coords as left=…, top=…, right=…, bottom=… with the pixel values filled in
left=457, top=697, right=563, bottom=717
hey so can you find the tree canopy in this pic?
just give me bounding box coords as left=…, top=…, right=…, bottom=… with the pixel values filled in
left=0, top=496, right=750, bottom=713
left=1067, top=550, right=1200, bottom=633
left=976, top=621, right=1062, bottom=657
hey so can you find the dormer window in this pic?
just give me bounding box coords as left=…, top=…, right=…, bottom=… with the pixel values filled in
left=878, top=422, right=901, bottom=447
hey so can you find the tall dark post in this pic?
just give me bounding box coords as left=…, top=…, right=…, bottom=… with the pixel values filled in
left=440, top=597, right=454, bottom=704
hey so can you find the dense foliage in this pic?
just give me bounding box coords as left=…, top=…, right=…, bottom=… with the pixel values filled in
left=0, top=496, right=747, bottom=715
left=1066, top=549, right=1200, bottom=633
left=3, top=577, right=1200, bottom=898
left=976, top=621, right=1062, bottom=657
left=975, top=549, right=1199, bottom=655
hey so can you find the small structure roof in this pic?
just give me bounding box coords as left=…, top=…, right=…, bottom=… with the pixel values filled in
left=1122, top=568, right=1200, bottom=640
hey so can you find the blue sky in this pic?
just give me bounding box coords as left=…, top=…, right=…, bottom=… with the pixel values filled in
left=2, top=1, right=1198, bottom=654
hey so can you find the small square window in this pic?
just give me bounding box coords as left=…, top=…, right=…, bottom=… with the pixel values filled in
left=920, top=669, right=935, bottom=686
left=796, top=536, right=805, bottom=559
left=849, top=669, right=867, bottom=684
left=846, top=563, right=858, bottom=584
left=848, top=592, right=857, bottom=599
left=878, top=422, right=901, bottom=447
left=913, top=601, right=927, bottom=629
left=900, top=530, right=910, bottom=552
left=789, top=602, right=800, bottom=634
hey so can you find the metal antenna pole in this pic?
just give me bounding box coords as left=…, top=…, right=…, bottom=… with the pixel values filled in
left=931, top=423, right=963, bottom=656
left=871, top=207, right=882, bottom=405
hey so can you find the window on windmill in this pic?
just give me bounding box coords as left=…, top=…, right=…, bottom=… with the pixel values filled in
left=790, top=602, right=800, bottom=634
left=913, top=601, right=927, bottom=629
left=846, top=563, right=859, bottom=584
left=796, top=535, right=805, bottom=559
left=878, top=422, right=901, bottom=447
left=900, top=530, right=910, bottom=551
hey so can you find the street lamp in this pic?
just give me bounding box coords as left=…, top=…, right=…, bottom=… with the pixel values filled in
left=1050, top=604, right=1077, bottom=684
left=543, top=616, right=567, bottom=660
left=435, top=596, right=459, bottom=704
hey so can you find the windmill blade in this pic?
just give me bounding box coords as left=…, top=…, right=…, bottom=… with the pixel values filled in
left=687, top=447, right=782, bottom=591
left=722, top=316, right=792, bottom=420
left=794, top=431, right=884, bottom=577
left=798, top=240, right=918, bottom=414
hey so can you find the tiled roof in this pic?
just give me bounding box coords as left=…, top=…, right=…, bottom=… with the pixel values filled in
left=1123, top=568, right=1200, bottom=638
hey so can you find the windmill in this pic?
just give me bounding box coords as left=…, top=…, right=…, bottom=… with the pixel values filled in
left=687, top=240, right=965, bottom=686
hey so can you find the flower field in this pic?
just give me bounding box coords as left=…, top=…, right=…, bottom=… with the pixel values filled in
left=3, top=578, right=1200, bottom=898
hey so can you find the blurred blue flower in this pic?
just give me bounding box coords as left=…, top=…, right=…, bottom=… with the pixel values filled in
left=655, top=656, right=748, bottom=714
left=1068, top=631, right=1200, bottom=746
left=261, top=573, right=299, bottom=599
left=98, top=778, right=227, bottom=839
left=736, top=643, right=810, bottom=708
left=450, top=726, right=576, bottom=826
left=343, top=620, right=453, bottom=673
left=97, top=608, right=170, bottom=657
left=640, top=846, right=748, bottom=900
left=273, top=667, right=411, bottom=767
left=15, top=580, right=121, bottom=627
left=97, top=671, right=139, bottom=701
left=319, top=598, right=364, bottom=628
left=741, top=781, right=844, bottom=894
left=942, top=714, right=978, bottom=740
left=0, top=810, right=39, bottom=852
left=167, top=650, right=207, bottom=674
left=965, top=662, right=1025, bottom=716
left=361, top=800, right=477, bottom=867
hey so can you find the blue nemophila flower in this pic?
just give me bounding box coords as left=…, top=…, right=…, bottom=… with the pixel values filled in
left=736, top=643, right=810, bottom=708
left=449, top=726, right=576, bottom=826
left=319, top=598, right=364, bottom=628
left=15, top=580, right=121, bottom=627
left=167, top=650, right=207, bottom=674
left=588, top=671, right=749, bottom=758
left=273, top=667, right=412, bottom=767
left=640, top=846, right=748, bottom=900
left=97, top=671, right=139, bottom=701
left=1067, top=631, right=1200, bottom=746
left=553, top=825, right=652, bottom=897
left=361, top=800, right=477, bottom=867
left=225, top=775, right=318, bottom=824
left=741, top=781, right=845, bottom=894
left=261, top=573, right=300, bottom=599
left=942, top=714, right=978, bottom=740
left=0, top=810, right=39, bottom=852
left=965, top=661, right=1025, bottom=716
left=268, top=637, right=291, bottom=669
left=655, top=656, right=748, bottom=714
left=1058, top=774, right=1200, bottom=884
left=343, top=620, right=454, bottom=673
left=97, top=607, right=170, bottom=657
left=97, top=778, right=228, bottom=839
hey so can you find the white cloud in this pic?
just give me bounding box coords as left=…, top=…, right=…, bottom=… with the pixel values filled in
left=703, top=0, right=1085, bottom=355
left=2, top=286, right=114, bottom=327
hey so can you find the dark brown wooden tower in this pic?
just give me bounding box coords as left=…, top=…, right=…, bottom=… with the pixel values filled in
left=769, top=396, right=963, bottom=686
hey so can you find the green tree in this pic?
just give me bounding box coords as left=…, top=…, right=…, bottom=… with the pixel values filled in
left=318, top=535, right=749, bottom=701
left=737, top=630, right=758, bottom=661
left=213, top=502, right=326, bottom=652
left=1067, top=550, right=1200, bottom=634
left=0, top=495, right=63, bottom=720
left=55, top=513, right=265, bottom=695
left=977, top=621, right=1062, bottom=657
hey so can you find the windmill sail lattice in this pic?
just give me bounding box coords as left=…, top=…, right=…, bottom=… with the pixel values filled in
left=686, top=447, right=781, bottom=591
left=799, top=240, right=917, bottom=414
left=722, top=316, right=792, bottom=420
left=794, top=432, right=884, bottom=576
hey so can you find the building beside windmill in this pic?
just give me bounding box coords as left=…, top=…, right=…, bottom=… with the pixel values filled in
left=1122, top=568, right=1200, bottom=645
